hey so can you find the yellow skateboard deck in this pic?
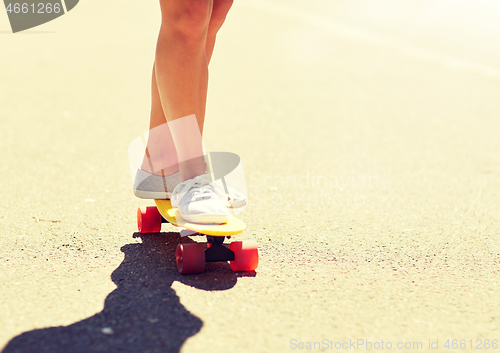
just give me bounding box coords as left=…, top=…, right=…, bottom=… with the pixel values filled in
left=154, top=199, right=246, bottom=236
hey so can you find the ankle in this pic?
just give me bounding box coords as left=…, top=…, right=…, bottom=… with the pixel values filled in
left=179, top=157, right=207, bottom=182
left=140, top=161, right=179, bottom=176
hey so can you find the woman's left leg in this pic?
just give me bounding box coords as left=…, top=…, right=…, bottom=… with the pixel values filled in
left=144, top=0, right=234, bottom=175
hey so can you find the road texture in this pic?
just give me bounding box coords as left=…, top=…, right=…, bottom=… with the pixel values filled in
left=1, top=0, right=500, bottom=352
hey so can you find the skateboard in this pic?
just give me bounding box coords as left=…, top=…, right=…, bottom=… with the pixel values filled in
left=137, top=200, right=258, bottom=274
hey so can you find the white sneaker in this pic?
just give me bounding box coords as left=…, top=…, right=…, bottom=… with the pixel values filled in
left=133, top=168, right=247, bottom=207
left=133, top=169, right=180, bottom=199
left=225, top=187, right=247, bottom=209
left=171, top=173, right=230, bottom=224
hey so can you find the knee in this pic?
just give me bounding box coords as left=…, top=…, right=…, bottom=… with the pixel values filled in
left=207, top=0, right=233, bottom=39
left=161, top=0, right=212, bottom=45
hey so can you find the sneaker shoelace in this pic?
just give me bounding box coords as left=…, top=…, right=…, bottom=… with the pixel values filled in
left=171, top=174, right=227, bottom=208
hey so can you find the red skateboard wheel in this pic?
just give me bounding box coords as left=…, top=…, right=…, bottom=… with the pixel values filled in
left=176, top=243, right=206, bottom=274
left=137, top=206, right=162, bottom=233
left=229, top=240, right=258, bottom=272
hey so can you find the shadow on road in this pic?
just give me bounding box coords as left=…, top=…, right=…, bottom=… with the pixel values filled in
left=2, top=232, right=250, bottom=353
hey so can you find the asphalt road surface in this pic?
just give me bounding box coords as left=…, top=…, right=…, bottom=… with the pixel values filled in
left=1, top=0, right=500, bottom=352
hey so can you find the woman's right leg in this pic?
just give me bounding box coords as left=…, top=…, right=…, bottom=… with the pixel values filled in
left=140, top=67, right=179, bottom=177
left=145, top=0, right=234, bottom=179
left=155, top=0, right=212, bottom=183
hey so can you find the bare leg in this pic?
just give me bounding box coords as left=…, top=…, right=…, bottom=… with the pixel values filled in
left=205, top=0, right=234, bottom=63
left=140, top=70, right=179, bottom=176
left=143, top=0, right=233, bottom=181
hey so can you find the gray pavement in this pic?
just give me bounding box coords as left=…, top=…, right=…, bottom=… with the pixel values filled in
left=1, top=0, right=500, bottom=352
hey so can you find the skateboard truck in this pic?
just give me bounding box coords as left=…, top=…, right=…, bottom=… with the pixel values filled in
left=205, top=236, right=235, bottom=262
